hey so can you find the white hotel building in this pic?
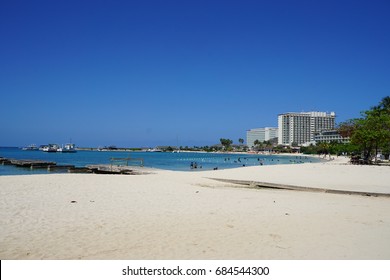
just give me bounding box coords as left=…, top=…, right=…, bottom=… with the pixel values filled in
left=278, top=112, right=336, bottom=146
left=246, top=127, right=278, bottom=148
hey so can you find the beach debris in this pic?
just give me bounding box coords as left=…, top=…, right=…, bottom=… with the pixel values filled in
left=70, top=200, right=77, bottom=203
left=285, top=213, right=289, bottom=215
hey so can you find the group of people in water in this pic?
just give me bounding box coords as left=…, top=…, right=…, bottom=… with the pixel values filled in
left=289, top=156, right=312, bottom=164
left=224, top=156, right=276, bottom=166
left=189, top=155, right=312, bottom=170
left=190, top=162, right=202, bottom=169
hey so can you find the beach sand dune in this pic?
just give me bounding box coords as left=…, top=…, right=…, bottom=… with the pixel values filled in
left=1, top=161, right=389, bottom=259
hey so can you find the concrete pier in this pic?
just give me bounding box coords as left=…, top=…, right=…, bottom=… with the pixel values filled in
left=1, top=157, right=146, bottom=175
left=1, top=158, right=74, bottom=172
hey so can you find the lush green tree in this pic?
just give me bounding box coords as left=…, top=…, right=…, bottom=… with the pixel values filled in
left=337, top=119, right=357, bottom=138
left=300, top=144, right=317, bottom=155
left=371, top=96, right=390, bottom=159
left=238, top=138, right=244, bottom=145
left=372, top=96, right=390, bottom=113
left=220, top=138, right=233, bottom=150
left=262, top=140, right=273, bottom=151
left=340, top=96, right=390, bottom=162
left=317, top=141, right=330, bottom=155
left=354, top=110, right=390, bottom=162
left=253, top=139, right=261, bottom=151
left=291, top=142, right=298, bottom=147
left=273, top=145, right=291, bottom=153
left=165, top=146, right=174, bottom=152
left=252, top=140, right=273, bottom=151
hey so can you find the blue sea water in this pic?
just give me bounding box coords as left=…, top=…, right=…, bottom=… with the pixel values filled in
left=0, top=147, right=321, bottom=175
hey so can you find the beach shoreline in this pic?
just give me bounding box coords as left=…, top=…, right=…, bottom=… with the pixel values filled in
left=0, top=160, right=389, bottom=260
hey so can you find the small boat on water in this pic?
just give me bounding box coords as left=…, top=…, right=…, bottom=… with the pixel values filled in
left=22, top=144, right=39, bottom=151
left=42, top=144, right=60, bottom=152
left=147, top=148, right=163, bottom=152
left=57, top=143, right=77, bottom=153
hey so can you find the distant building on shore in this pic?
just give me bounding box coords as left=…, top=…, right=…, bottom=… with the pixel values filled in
left=314, top=129, right=350, bottom=144
left=278, top=111, right=336, bottom=146
left=246, top=127, right=278, bottom=149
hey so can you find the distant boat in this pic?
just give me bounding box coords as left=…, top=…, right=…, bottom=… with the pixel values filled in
left=22, top=144, right=39, bottom=151
left=147, top=148, right=163, bottom=152
left=42, top=144, right=60, bottom=152
left=58, top=143, right=77, bottom=153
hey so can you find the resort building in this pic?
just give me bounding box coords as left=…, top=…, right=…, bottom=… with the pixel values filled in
left=278, top=111, right=336, bottom=146
left=314, top=130, right=350, bottom=144
left=246, top=127, right=278, bottom=148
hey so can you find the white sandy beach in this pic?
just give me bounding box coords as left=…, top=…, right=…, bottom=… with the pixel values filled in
left=1, top=158, right=390, bottom=260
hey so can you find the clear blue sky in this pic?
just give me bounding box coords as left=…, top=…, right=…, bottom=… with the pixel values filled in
left=1, top=0, right=389, bottom=147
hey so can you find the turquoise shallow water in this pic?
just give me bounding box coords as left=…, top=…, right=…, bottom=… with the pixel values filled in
left=0, top=147, right=321, bottom=175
